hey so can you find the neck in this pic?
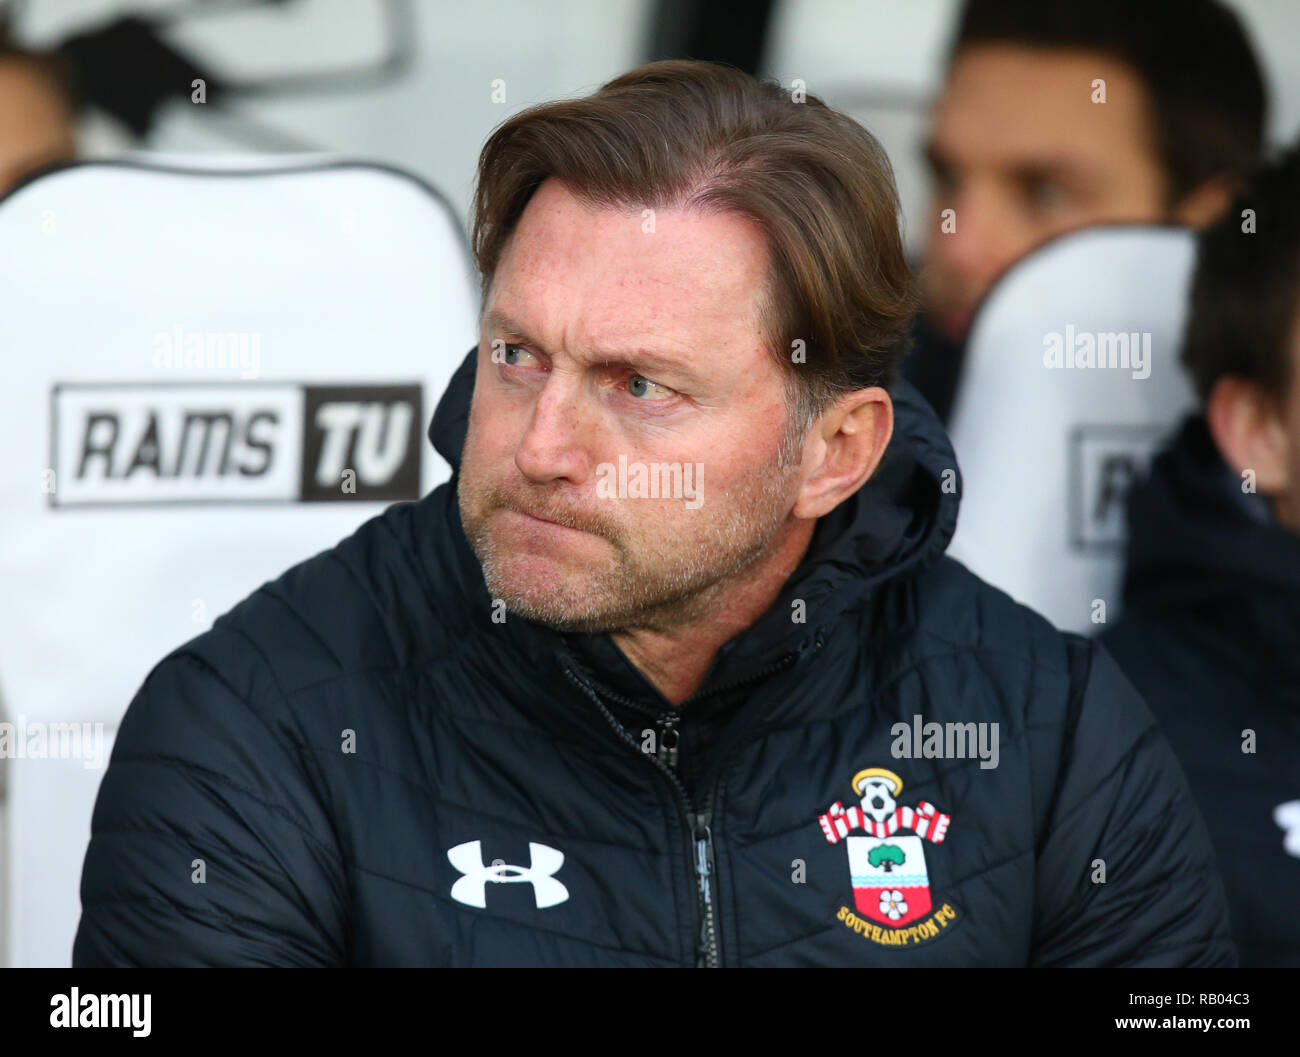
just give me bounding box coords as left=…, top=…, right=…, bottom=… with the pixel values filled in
left=611, top=516, right=816, bottom=705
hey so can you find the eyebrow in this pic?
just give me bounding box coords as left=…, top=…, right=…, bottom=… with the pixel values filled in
left=923, top=140, right=1096, bottom=186
left=481, top=308, right=706, bottom=385
left=1011, top=158, right=1096, bottom=188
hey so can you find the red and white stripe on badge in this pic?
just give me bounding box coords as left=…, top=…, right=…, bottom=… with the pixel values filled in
left=819, top=799, right=950, bottom=844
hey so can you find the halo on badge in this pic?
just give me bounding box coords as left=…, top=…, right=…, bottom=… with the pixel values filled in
left=851, top=767, right=902, bottom=797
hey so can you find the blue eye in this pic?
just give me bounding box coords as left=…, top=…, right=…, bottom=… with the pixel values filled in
left=628, top=374, right=671, bottom=400
left=501, top=343, right=539, bottom=367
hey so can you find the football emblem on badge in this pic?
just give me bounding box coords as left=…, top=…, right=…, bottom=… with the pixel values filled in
left=817, top=767, right=962, bottom=947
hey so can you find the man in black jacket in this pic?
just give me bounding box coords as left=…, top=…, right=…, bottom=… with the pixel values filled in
left=74, top=60, right=1233, bottom=967
left=1102, top=144, right=1300, bottom=967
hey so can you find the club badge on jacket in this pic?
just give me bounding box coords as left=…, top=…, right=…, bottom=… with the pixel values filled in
left=818, top=766, right=963, bottom=947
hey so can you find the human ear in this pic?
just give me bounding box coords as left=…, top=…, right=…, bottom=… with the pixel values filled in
left=1205, top=375, right=1289, bottom=495
left=791, top=388, right=893, bottom=520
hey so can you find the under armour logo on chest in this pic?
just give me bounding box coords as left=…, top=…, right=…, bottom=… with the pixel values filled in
left=447, top=840, right=570, bottom=908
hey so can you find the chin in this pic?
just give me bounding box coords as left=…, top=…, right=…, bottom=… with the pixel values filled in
left=497, top=590, right=623, bottom=634
left=487, top=560, right=614, bottom=629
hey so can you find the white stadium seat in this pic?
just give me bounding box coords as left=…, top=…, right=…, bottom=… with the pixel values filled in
left=946, top=225, right=1199, bottom=635
left=0, top=157, right=479, bottom=966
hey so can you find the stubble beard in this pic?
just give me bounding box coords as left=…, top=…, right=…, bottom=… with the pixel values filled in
left=457, top=448, right=803, bottom=635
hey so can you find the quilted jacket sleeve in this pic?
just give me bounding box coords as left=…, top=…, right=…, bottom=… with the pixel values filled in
left=1029, top=636, right=1237, bottom=967
left=72, top=642, right=348, bottom=967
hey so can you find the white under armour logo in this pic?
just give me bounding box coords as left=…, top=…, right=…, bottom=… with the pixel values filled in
left=1274, top=800, right=1300, bottom=859
left=447, top=840, right=570, bottom=908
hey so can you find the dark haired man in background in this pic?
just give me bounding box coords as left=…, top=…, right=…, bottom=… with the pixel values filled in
left=75, top=60, right=1231, bottom=967
left=908, top=0, right=1266, bottom=423
left=1103, top=144, right=1300, bottom=967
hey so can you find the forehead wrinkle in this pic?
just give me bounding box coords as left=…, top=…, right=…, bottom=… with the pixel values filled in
left=490, top=272, right=761, bottom=382
left=488, top=191, right=774, bottom=388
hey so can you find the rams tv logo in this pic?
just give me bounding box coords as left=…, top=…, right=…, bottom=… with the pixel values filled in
left=49, top=382, right=422, bottom=506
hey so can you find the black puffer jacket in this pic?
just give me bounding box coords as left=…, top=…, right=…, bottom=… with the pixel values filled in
left=74, top=351, right=1235, bottom=967
left=1102, top=414, right=1300, bottom=967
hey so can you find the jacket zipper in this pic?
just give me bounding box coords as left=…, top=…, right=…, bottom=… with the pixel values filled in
left=692, top=811, right=718, bottom=968
left=560, top=633, right=823, bottom=968
left=640, top=709, right=715, bottom=965
left=563, top=665, right=722, bottom=966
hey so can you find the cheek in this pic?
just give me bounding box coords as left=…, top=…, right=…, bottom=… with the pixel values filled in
left=700, top=449, right=782, bottom=500
left=1082, top=163, right=1165, bottom=223
left=465, top=389, right=520, bottom=459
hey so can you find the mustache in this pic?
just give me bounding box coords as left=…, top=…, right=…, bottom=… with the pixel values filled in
left=488, top=484, right=619, bottom=539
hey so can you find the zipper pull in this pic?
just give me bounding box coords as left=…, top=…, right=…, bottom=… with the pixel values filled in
left=693, top=813, right=719, bottom=967
left=657, top=714, right=681, bottom=771
left=693, top=816, right=713, bottom=904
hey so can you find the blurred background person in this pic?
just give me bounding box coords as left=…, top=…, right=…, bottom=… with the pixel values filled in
left=0, top=29, right=76, bottom=194
left=906, top=0, right=1267, bottom=424
left=1101, top=142, right=1300, bottom=967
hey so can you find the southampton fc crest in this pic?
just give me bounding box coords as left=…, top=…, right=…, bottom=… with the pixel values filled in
left=817, top=767, right=962, bottom=947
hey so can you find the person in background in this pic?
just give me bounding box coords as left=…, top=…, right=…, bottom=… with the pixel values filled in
left=909, top=0, right=1266, bottom=424
left=1102, top=142, right=1300, bottom=967
left=0, top=32, right=77, bottom=197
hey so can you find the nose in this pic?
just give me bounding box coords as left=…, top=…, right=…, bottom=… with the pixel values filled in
left=513, top=372, right=594, bottom=486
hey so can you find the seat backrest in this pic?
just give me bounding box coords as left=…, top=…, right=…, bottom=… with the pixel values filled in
left=0, top=157, right=479, bottom=965
left=945, top=226, right=1198, bottom=634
